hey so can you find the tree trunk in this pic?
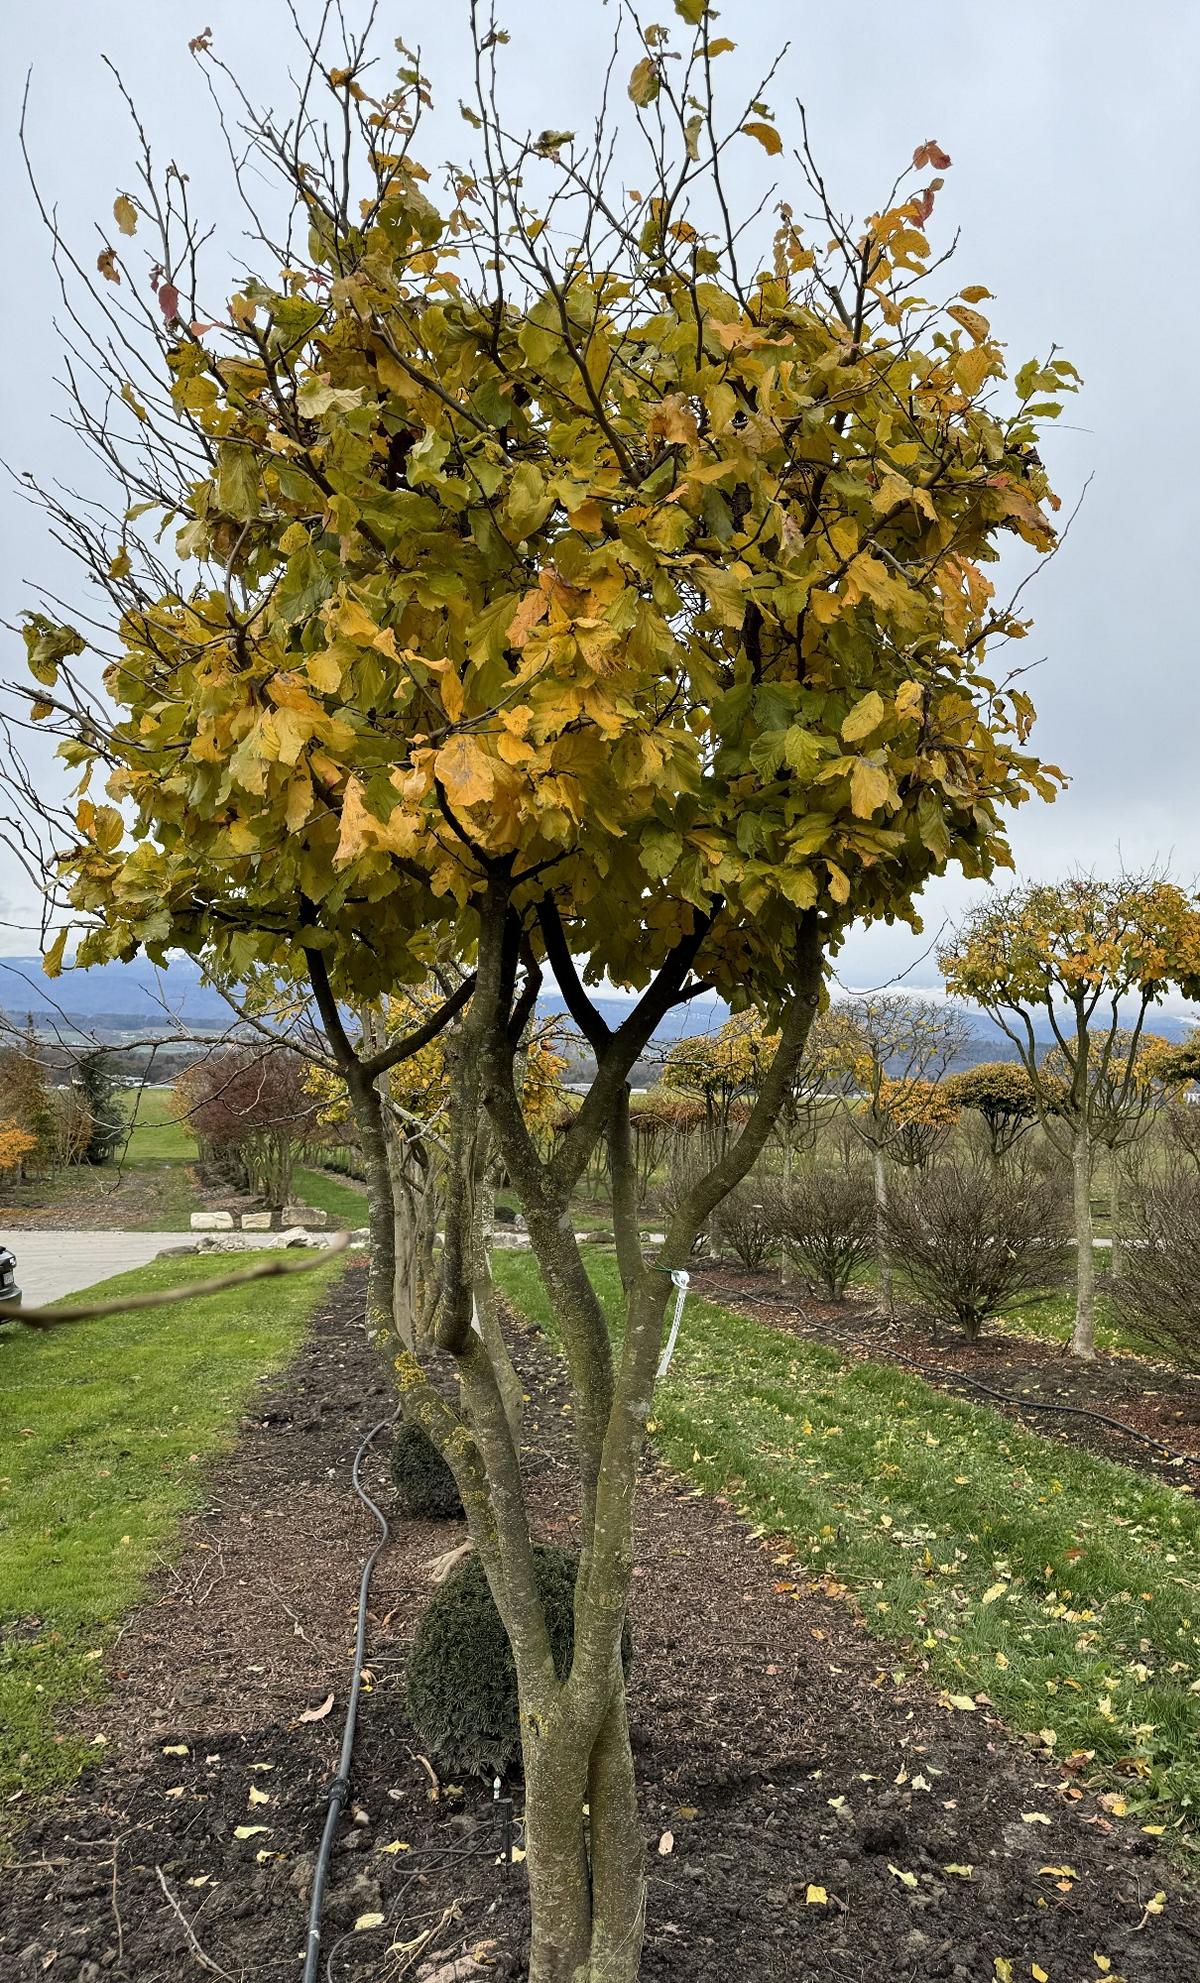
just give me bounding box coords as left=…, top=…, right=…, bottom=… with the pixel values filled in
left=1070, top=1119, right=1096, bottom=1359
left=873, top=1144, right=894, bottom=1318
left=521, top=1683, right=645, bottom=1983
left=1109, top=1158, right=1122, bottom=1283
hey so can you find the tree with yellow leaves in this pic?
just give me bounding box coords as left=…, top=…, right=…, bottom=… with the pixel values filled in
left=8, top=6, right=1075, bottom=1972
left=941, top=878, right=1200, bottom=1358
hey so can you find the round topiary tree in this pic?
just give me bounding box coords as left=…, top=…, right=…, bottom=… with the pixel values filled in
left=407, top=1545, right=632, bottom=1778
left=391, top=1420, right=464, bottom=1521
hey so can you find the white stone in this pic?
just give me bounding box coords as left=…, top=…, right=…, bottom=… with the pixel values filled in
left=190, top=1211, right=234, bottom=1231
left=240, top=1211, right=273, bottom=1231
left=281, top=1204, right=328, bottom=1229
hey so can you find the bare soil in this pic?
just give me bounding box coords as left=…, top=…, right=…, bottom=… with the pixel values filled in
left=2, top=1264, right=1197, bottom=1982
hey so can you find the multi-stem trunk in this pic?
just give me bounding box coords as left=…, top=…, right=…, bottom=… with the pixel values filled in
left=872, top=1143, right=894, bottom=1318
left=1070, top=1117, right=1096, bottom=1358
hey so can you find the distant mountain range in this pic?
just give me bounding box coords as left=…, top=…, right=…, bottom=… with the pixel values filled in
left=3, top=954, right=1197, bottom=1069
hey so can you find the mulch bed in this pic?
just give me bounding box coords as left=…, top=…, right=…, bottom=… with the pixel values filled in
left=2, top=1262, right=1197, bottom=1982
left=697, top=1263, right=1200, bottom=1491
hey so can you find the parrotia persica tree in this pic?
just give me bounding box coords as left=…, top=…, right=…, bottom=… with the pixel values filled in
left=941, top=878, right=1200, bottom=1359
left=9, top=5, right=1074, bottom=1973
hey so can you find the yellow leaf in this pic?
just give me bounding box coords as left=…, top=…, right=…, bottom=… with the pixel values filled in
left=248, top=1785, right=270, bottom=1806
left=850, top=759, right=890, bottom=818
left=946, top=1694, right=977, bottom=1712
left=1033, top=1967, right=1049, bottom=1982
left=233, top=1825, right=270, bottom=1840
left=995, top=1964, right=1014, bottom=1983
left=42, top=927, right=69, bottom=979
left=944, top=1864, right=974, bottom=1879
left=108, top=545, right=131, bottom=579
left=805, top=1884, right=828, bottom=1905
left=354, top=1912, right=385, bottom=1931
left=380, top=1840, right=411, bottom=1854
left=440, top=667, right=465, bottom=724
left=333, top=776, right=375, bottom=866
left=894, top=680, right=923, bottom=721
left=742, top=120, right=783, bottom=156
left=628, top=58, right=660, bottom=108
left=947, top=302, right=991, bottom=345
left=841, top=691, right=885, bottom=743
left=959, top=285, right=993, bottom=304
left=435, top=734, right=495, bottom=808
left=981, top=1582, right=1006, bottom=1606
left=305, top=650, right=343, bottom=695
left=568, top=498, right=603, bottom=534
left=113, top=193, right=138, bottom=236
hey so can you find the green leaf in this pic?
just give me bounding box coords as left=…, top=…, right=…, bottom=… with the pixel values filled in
left=216, top=443, right=261, bottom=521
left=506, top=462, right=556, bottom=540
left=23, top=614, right=84, bottom=688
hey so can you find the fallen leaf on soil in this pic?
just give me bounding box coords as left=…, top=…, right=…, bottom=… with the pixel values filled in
left=805, top=1884, right=827, bottom=1905
left=233, top=1824, right=270, bottom=1840
left=1021, top=1812, right=1051, bottom=1825
left=888, top=1864, right=918, bottom=1889
left=162, top=1744, right=189, bottom=1756
left=945, top=1694, right=976, bottom=1712
left=354, top=1912, right=385, bottom=1931
left=658, top=1830, right=674, bottom=1855
left=1032, top=1966, right=1049, bottom=1982
left=295, top=1693, right=335, bottom=1724
left=248, top=1785, right=270, bottom=1806
left=944, top=1863, right=973, bottom=1878
left=380, top=1840, right=411, bottom=1854
left=1135, top=1891, right=1166, bottom=1929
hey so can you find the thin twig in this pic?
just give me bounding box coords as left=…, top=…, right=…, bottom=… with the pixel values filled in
left=154, top=1865, right=239, bottom=1983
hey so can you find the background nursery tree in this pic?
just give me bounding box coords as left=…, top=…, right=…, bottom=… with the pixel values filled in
left=7, top=6, right=1076, bottom=1975
left=942, top=877, right=1200, bottom=1357
left=943, top=1060, right=1038, bottom=1162
left=822, top=994, right=970, bottom=1314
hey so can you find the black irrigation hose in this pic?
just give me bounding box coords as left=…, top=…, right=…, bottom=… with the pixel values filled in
left=302, top=1411, right=398, bottom=1983
left=711, top=1279, right=1200, bottom=1476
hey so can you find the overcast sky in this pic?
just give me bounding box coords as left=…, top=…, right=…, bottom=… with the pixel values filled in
left=2, top=1, right=1197, bottom=996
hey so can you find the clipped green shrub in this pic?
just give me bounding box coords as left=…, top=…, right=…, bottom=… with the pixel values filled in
left=390, top=1419, right=464, bottom=1520
left=406, top=1544, right=633, bottom=1777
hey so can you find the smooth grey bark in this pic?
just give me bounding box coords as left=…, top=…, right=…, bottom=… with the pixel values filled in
left=873, top=1143, right=894, bottom=1318
left=1070, top=1118, right=1097, bottom=1359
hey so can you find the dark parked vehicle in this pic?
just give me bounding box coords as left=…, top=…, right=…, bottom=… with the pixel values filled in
left=0, top=1244, right=20, bottom=1307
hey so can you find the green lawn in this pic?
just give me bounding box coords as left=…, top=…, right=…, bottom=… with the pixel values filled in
left=291, top=1164, right=369, bottom=1228
left=0, top=1248, right=341, bottom=1810
left=496, top=1247, right=1200, bottom=1841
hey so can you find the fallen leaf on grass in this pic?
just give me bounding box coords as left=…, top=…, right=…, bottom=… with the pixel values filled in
left=981, top=1583, right=1006, bottom=1606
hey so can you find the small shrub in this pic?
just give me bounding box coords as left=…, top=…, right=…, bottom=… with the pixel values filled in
left=406, top=1545, right=632, bottom=1777
left=391, top=1420, right=464, bottom=1520
left=1112, top=1168, right=1200, bottom=1367
left=709, top=1176, right=775, bottom=1270
left=767, top=1165, right=875, bottom=1300
left=885, top=1159, right=1070, bottom=1340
